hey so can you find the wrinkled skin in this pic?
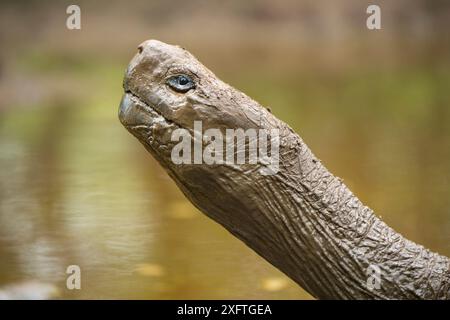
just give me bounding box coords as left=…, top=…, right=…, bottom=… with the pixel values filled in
left=119, top=40, right=450, bottom=299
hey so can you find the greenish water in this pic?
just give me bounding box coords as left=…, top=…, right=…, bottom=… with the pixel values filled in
left=0, top=60, right=449, bottom=299
left=0, top=100, right=310, bottom=299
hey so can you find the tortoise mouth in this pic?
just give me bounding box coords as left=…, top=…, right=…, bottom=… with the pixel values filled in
left=119, top=88, right=184, bottom=129
left=119, top=91, right=157, bottom=128
left=118, top=90, right=184, bottom=161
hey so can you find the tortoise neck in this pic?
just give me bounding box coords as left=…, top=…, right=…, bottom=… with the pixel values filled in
left=227, top=134, right=450, bottom=299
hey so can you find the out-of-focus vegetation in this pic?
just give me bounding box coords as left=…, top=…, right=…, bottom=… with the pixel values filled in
left=0, top=0, right=449, bottom=299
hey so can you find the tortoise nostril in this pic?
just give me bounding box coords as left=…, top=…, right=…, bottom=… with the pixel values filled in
left=137, top=45, right=144, bottom=54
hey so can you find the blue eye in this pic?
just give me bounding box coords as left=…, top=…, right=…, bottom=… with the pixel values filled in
left=166, top=74, right=195, bottom=93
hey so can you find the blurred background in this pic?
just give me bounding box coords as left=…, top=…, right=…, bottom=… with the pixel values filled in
left=0, top=0, right=449, bottom=299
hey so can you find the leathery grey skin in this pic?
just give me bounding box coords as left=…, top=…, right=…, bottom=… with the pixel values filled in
left=119, top=40, right=450, bottom=299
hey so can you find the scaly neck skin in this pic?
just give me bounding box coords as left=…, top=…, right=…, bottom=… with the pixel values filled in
left=248, top=133, right=449, bottom=299
left=171, top=128, right=450, bottom=300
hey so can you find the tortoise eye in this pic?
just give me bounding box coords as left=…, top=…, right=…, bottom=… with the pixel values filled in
left=166, top=74, right=195, bottom=93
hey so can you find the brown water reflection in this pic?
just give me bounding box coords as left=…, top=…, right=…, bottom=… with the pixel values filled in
left=0, top=102, right=311, bottom=299
left=0, top=0, right=449, bottom=300
left=1, top=65, right=449, bottom=298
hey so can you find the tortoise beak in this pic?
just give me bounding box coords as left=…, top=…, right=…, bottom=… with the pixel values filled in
left=118, top=93, right=134, bottom=127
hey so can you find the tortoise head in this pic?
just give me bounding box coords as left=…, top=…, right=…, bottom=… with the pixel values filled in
left=119, top=40, right=281, bottom=175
